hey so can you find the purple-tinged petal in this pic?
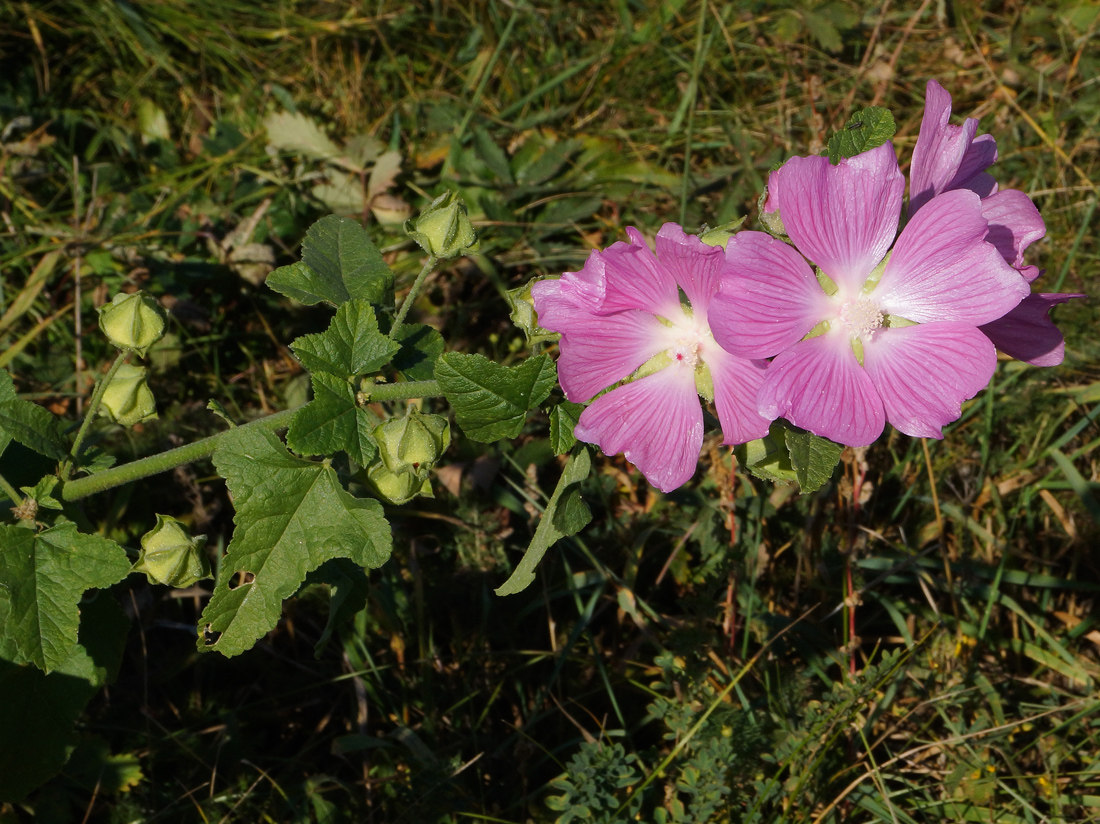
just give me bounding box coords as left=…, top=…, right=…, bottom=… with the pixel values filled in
left=876, top=189, right=1028, bottom=325
left=532, top=279, right=670, bottom=401
left=703, top=346, right=773, bottom=444
left=762, top=168, right=781, bottom=214
left=653, top=223, right=725, bottom=322
left=757, top=333, right=884, bottom=447
left=574, top=364, right=703, bottom=492
left=909, top=80, right=997, bottom=214
left=862, top=323, right=996, bottom=438
left=958, top=171, right=998, bottom=199
left=953, top=134, right=998, bottom=190
left=711, top=231, right=833, bottom=358
left=981, top=189, right=1045, bottom=271
left=596, top=230, right=683, bottom=317
left=773, top=142, right=904, bottom=295
left=980, top=293, right=1083, bottom=367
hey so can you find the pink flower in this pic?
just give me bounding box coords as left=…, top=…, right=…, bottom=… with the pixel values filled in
left=911, top=79, right=1082, bottom=366
left=531, top=223, right=772, bottom=492
left=710, top=142, right=1029, bottom=447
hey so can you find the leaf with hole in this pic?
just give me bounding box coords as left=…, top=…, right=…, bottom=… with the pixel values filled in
left=200, top=426, right=391, bottom=657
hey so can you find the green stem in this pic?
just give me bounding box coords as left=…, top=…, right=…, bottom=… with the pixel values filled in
left=0, top=471, right=23, bottom=507
left=365, top=380, right=441, bottom=403
left=389, top=254, right=438, bottom=340
left=63, top=350, right=129, bottom=479
left=61, top=407, right=298, bottom=502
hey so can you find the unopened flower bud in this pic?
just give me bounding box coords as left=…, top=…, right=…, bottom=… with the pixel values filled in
left=97, top=291, right=167, bottom=357
left=758, top=175, right=786, bottom=238
left=365, top=461, right=434, bottom=505
left=133, top=514, right=211, bottom=588
left=405, top=190, right=478, bottom=258
left=100, top=364, right=157, bottom=426
left=506, top=281, right=559, bottom=345
left=374, top=410, right=450, bottom=478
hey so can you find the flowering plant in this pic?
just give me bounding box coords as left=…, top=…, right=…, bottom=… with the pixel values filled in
left=531, top=81, right=1078, bottom=492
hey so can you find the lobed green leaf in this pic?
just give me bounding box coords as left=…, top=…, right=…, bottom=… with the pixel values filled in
left=289, top=300, right=400, bottom=380
left=201, top=426, right=392, bottom=657
left=286, top=372, right=378, bottom=465
left=267, top=216, right=394, bottom=308
left=392, top=323, right=445, bottom=382
left=436, top=352, right=556, bottom=443
left=0, top=523, right=131, bottom=673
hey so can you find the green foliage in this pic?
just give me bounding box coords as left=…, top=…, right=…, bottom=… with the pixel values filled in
left=287, top=371, right=379, bottom=464
left=546, top=742, right=644, bottom=822
left=495, top=446, right=592, bottom=595
left=200, top=426, right=392, bottom=656
left=288, top=301, right=400, bottom=380
left=827, top=107, right=897, bottom=164
left=0, top=523, right=130, bottom=672
left=436, top=352, right=557, bottom=442
left=0, top=594, right=128, bottom=803
left=267, top=216, right=394, bottom=308
left=392, top=323, right=445, bottom=382
left=0, top=370, right=67, bottom=461
left=549, top=400, right=584, bottom=455
left=785, top=428, right=844, bottom=493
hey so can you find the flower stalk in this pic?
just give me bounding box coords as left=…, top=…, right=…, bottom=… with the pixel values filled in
left=62, top=351, right=129, bottom=479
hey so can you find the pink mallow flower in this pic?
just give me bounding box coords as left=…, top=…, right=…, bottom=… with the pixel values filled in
left=530, top=223, right=772, bottom=492
left=710, top=142, right=1029, bottom=447
left=910, top=79, right=1081, bottom=366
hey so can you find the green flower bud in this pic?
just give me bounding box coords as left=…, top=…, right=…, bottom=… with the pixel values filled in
left=100, top=364, right=157, bottom=426
left=374, top=410, right=450, bottom=479
left=404, top=190, right=478, bottom=258
left=365, top=461, right=434, bottom=505
left=97, top=291, right=167, bottom=357
left=758, top=188, right=786, bottom=238
left=506, top=280, right=559, bottom=345
left=133, top=514, right=211, bottom=588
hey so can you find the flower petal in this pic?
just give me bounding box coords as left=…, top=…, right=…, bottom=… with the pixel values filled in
left=862, top=323, right=996, bottom=438
left=703, top=346, right=773, bottom=444
left=594, top=227, right=683, bottom=317
left=980, top=188, right=1045, bottom=271
left=980, top=293, right=1083, bottom=367
left=773, top=142, right=904, bottom=295
left=875, top=189, right=1028, bottom=324
left=653, top=223, right=725, bottom=320
left=574, top=364, right=703, bottom=492
left=757, top=333, right=884, bottom=447
left=711, top=231, right=832, bottom=358
left=909, top=80, right=997, bottom=214
left=532, top=278, right=670, bottom=401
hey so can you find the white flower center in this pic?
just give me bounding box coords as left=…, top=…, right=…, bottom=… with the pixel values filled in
left=668, top=337, right=702, bottom=368
left=837, top=297, right=883, bottom=340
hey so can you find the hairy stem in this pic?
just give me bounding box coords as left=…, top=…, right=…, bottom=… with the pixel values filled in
left=61, top=407, right=298, bottom=502
left=0, top=471, right=23, bottom=507
left=60, top=379, right=446, bottom=502
left=62, top=350, right=129, bottom=479
left=389, top=254, right=438, bottom=340
left=364, top=379, right=441, bottom=403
